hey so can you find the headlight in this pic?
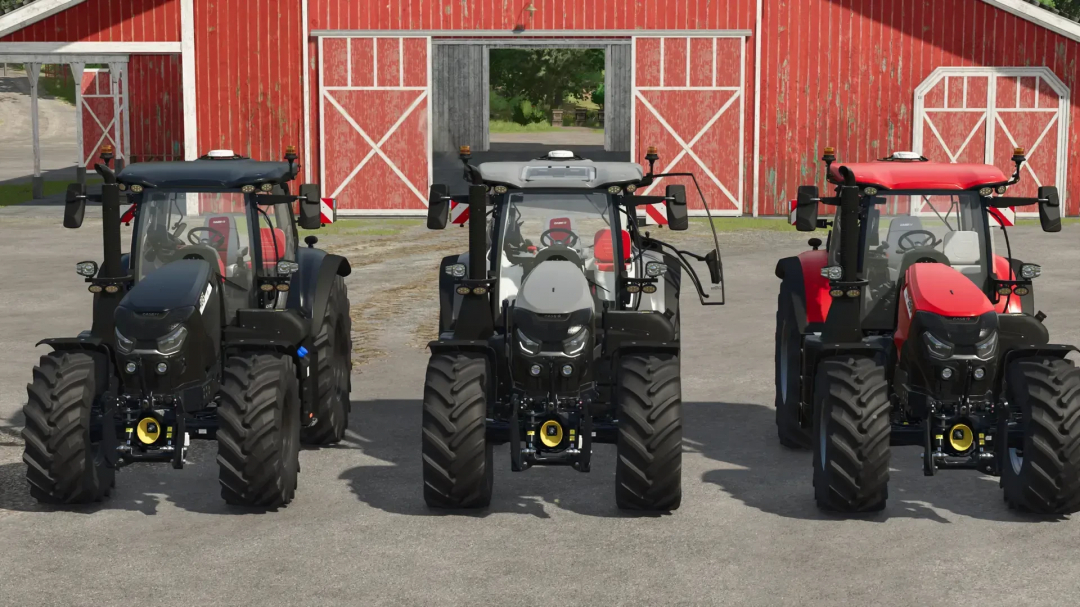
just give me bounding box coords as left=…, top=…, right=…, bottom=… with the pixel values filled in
left=75, top=261, right=98, bottom=277
left=563, top=327, right=589, bottom=356
left=1019, top=264, right=1041, bottom=279
left=445, top=263, right=467, bottom=278
left=114, top=328, right=135, bottom=353
left=820, top=265, right=843, bottom=280
left=516, top=329, right=540, bottom=355
left=923, top=332, right=954, bottom=360
left=975, top=332, right=997, bottom=360
left=277, top=260, right=299, bottom=275
left=156, top=325, right=188, bottom=355
left=645, top=262, right=666, bottom=277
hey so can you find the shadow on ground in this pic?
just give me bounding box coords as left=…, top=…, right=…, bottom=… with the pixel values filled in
left=0, top=398, right=1065, bottom=522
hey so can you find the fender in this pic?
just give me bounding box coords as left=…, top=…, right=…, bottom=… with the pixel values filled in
left=36, top=337, right=114, bottom=392
left=1002, top=344, right=1078, bottom=369
left=428, top=339, right=499, bottom=401
left=287, top=247, right=351, bottom=324
left=437, top=254, right=462, bottom=333
left=776, top=251, right=830, bottom=331
left=799, top=334, right=892, bottom=422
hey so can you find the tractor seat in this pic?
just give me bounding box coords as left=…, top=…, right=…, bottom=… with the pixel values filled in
left=942, top=230, right=983, bottom=282
left=593, top=229, right=631, bottom=272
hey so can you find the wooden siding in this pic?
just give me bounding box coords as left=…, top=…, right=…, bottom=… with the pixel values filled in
left=605, top=42, right=631, bottom=152
left=193, top=0, right=304, bottom=164
left=0, top=0, right=180, bottom=42
left=128, top=54, right=183, bottom=161
left=432, top=43, right=487, bottom=153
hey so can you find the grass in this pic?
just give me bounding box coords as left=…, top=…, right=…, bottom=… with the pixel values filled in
left=690, top=217, right=797, bottom=232
left=39, top=73, right=75, bottom=105
left=489, top=119, right=603, bottom=134
left=299, top=218, right=423, bottom=238
left=0, top=180, right=72, bottom=206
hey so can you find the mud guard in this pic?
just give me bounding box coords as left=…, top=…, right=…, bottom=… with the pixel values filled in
left=1002, top=344, right=1079, bottom=368
left=288, top=247, right=351, bottom=324
left=776, top=252, right=829, bottom=333
left=799, top=334, right=892, bottom=425
left=36, top=337, right=114, bottom=388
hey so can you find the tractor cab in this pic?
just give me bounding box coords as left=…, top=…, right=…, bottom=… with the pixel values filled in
left=775, top=147, right=1080, bottom=515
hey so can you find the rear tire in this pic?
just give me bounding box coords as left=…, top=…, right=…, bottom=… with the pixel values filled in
left=217, top=354, right=301, bottom=507
left=22, top=352, right=115, bottom=504
left=616, top=353, right=682, bottom=511
left=1001, top=357, right=1080, bottom=514
left=775, top=284, right=811, bottom=449
left=422, top=353, right=492, bottom=509
left=812, top=356, right=890, bottom=513
left=301, top=277, right=352, bottom=445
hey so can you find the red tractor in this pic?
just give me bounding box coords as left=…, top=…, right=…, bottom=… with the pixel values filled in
left=775, top=147, right=1080, bottom=514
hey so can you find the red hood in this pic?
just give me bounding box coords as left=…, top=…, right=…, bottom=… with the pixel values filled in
left=905, top=263, right=993, bottom=318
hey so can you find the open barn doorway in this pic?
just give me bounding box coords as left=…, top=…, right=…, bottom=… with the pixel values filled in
left=431, top=39, right=631, bottom=195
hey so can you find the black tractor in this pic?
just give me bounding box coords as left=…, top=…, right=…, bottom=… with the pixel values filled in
left=23, top=146, right=353, bottom=508
left=422, top=146, right=725, bottom=511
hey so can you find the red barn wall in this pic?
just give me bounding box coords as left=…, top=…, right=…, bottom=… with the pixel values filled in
left=760, top=0, right=1080, bottom=216
left=304, top=0, right=760, bottom=203
left=128, top=54, right=184, bottom=161
left=193, top=0, right=304, bottom=166
left=0, top=0, right=180, bottom=42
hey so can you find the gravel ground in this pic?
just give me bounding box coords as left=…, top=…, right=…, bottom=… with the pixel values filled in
left=1, top=204, right=1079, bottom=606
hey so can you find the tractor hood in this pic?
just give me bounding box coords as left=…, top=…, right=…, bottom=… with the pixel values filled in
left=516, top=260, right=593, bottom=315
left=121, top=259, right=211, bottom=314
left=905, top=262, right=993, bottom=318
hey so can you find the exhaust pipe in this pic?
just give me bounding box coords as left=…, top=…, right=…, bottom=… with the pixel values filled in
left=468, top=184, right=487, bottom=280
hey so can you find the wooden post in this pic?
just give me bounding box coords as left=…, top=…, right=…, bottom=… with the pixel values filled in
left=28, top=63, right=43, bottom=199
left=70, top=62, right=86, bottom=186
left=108, top=62, right=124, bottom=171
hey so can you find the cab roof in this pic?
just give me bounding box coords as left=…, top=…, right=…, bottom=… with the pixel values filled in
left=116, top=158, right=296, bottom=189
left=475, top=159, right=644, bottom=189
left=827, top=161, right=1010, bottom=191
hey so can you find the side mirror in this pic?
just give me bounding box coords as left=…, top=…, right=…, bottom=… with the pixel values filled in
left=298, top=184, right=322, bottom=230
left=795, top=185, right=819, bottom=232
left=1038, top=185, right=1061, bottom=233
left=64, top=183, right=86, bottom=228
left=427, top=184, right=450, bottom=230
left=705, top=249, right=722, bottom=284
left=665, top=184, right=688, bottom=231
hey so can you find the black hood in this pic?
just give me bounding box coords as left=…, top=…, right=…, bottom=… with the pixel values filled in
left=121, top=259, right=211, bottom=313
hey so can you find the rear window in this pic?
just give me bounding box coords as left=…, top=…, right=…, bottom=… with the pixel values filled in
left=521, top=165, right=596, bottom=181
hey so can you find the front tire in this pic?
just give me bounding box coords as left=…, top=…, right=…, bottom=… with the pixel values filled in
left=775, top=284, right=810, bottom=449
left=217, top=354, right=301, bottom=507
left=422, top=353, right=492, bottom=509
left=301, top=277, right=352, bottom=445
left=1001, top=357, right=1080, bottom=514
left=616, top=353, right=682, bottom=511
left=812, top=356, right=890, bottom=513
left=22, top=352, right=115, bottom=504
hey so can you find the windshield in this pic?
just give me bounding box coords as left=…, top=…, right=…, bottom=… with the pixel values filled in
left=497, top=191, right=631, bottom=307
left=842, top=192, right=991, bottom=329
left=134, top=191, right=257, bottom=317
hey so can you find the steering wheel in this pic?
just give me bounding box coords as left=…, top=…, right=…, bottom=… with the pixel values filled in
left=896, top=229, right=941, bottom=253
left=540, top=228, right=579, bottom=248
left=187, top=227, right=227, bottom=248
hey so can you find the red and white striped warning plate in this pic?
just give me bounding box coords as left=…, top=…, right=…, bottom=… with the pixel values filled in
left=987, top=206, right=1015, bottom=227
left=320, top=198, right=336, bottom=224
left=450, top=200, right=470, bottom=224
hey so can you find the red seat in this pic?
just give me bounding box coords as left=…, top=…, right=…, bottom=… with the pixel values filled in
left=207, top=216, right=232, bottom=258
left=260, top=228, right=286, bottom=264
left=593, top=229, right=631, bottom=272
left=548, top=217, right=573, bottom=244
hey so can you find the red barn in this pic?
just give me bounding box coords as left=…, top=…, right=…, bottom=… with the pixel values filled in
left=1, top=0, right=1077, bottom=215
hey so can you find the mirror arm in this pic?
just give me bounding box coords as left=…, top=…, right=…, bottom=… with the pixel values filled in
left=641, top=236, right=724, bottom=306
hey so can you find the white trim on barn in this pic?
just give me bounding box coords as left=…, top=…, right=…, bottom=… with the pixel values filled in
left=913, top=66, right=1070, bottom=215
left=302, top=0, right=311, bottom=182
left=0, top=42, right=181, bottom=54
left=310, top=29, right=753, bottom=38
left=180, top=0, right=197, bottom=160
left=981, top=0, right=1080, bottom=44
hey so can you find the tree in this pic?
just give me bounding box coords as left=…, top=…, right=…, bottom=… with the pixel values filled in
left=1040, top=0, right=1080, bottom=20
left=490, top=49, right=604, bottom=123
